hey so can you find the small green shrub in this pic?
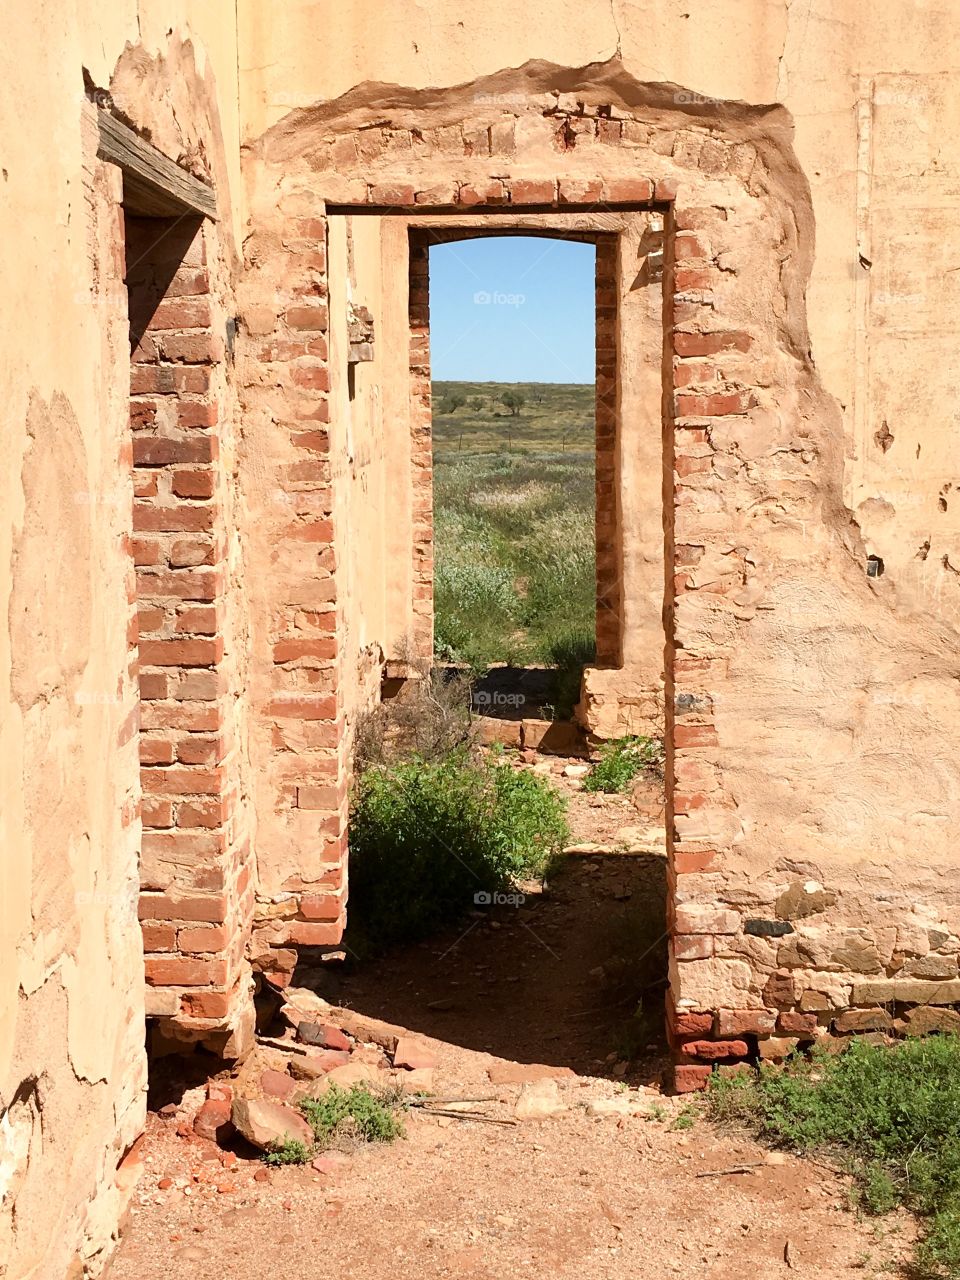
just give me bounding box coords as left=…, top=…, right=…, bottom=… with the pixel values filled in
left=263, top=1138, right=312, bottom=1166
left=707, top=1036, right=960, bottom=1277
left=582, top=736, right=664, bottom=794
left=300, top=1084, right=404, bottom=1145
left=348, top=751, right=569, bottom=948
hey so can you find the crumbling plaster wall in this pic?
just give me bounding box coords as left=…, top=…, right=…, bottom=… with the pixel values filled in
left=238, top=0, right=960, bottom=626
left=1, top=7, right=241, bottom=1275
left=239, top=46, right=960, bottom=1080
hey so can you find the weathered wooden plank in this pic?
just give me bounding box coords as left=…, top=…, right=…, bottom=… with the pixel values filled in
left=96, top=110, right=217, bottom=220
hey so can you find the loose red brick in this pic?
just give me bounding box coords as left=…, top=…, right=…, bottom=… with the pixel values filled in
left=131, top=366, right=175, bottom=396
left=680, top=1039, right=748, bottom=1061
left=673, top=361, right=715, bottom=388
left=133, top=538, right=161, bottom=567
left=137, top=606, right=165, bottom=633
left=291, top=429, right=330, bottom=453
left=557, top=178, right=602, bottom=203
left=673, top=1064, right=712, bottom=1093
left=193, top=1099, right=232, bottom=1142
left=168, top=538, right=215, bottom=568
left=175, top=605, right=218, bottom=634
left=130, top=402, right=157, bottom=430
left=717, top=1009, right=777, bottom=1037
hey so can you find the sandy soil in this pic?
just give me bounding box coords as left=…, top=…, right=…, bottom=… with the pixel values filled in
left=109, top=763, right=908, bottom=1280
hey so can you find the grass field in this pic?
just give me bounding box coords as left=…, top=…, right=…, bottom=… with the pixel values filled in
left=432, top=382, right=596, bottom=709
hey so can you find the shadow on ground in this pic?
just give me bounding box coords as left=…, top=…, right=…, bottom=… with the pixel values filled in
left=314, top=849, right=669, bottom=1087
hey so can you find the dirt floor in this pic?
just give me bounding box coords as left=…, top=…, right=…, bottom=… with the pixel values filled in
left=110, top=761, right=909, bottom=1279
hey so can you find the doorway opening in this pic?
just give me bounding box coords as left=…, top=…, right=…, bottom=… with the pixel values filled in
left=338, top=216, right=667, bottom=1085
left=425, top=232, right=607, bottom=731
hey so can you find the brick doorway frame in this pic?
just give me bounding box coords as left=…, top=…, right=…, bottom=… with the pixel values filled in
left=101, top=107, right=255, bottom=1056
left=245, top=94, right=765, bottom=1087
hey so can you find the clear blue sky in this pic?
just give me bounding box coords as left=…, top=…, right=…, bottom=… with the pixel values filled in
left=428, top=236, right=595, bottom=383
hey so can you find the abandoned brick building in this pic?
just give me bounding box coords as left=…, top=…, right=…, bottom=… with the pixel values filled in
left=3, top=0, right=960, bottom=1274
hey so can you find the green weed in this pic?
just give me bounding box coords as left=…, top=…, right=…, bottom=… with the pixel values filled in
left=348, top=751, right=569, bottom=948
left=707, top=1036, right=960, bottom=1276
left=262, top=1138, right=312, bottom=1166
left=300, top=1084, right=405, bottom=1145
left=582, top=736, right=664, bottom=794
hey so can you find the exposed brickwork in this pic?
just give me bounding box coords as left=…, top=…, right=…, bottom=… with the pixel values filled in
left=594, top=235, right=621, bottom=664
left=247, top=88, right=960, bottom=1087
left=126, top=215, right=253, bottom=1051
left=237, top=202, right=348, bottom=982
left=408, top=235, right=434, bottom=660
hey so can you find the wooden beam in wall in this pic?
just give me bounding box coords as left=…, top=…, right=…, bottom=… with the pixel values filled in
left=96, top=110, right=217, bottom=220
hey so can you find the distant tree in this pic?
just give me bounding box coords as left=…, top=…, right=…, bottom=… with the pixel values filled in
left=469, top=397, right=484, bottom=412
left=500, top=389, right=525, bottom=416
left=438, top=392, right=467, bottom=415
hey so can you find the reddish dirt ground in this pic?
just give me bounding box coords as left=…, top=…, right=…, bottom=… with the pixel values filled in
left=109, top=764, right=908, bottom=1279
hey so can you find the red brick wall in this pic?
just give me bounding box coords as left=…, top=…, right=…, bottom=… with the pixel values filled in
left=408, top=236, right=434, bottom=660
left=237, top=205, right=348, bottom=985
left=126, top=215, right=254, bottom=1053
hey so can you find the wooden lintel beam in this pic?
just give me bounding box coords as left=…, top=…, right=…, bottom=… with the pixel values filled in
left=96, top=110, right=217, bottom=221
